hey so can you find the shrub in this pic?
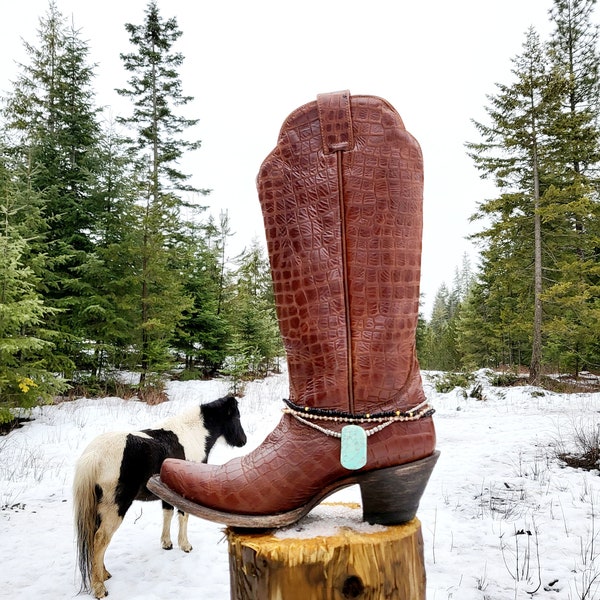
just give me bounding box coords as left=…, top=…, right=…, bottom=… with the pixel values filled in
left=556, top=422, right=600, bottom=472
left=488, top=372, right=521, bottom=387
left=432, top=372, right=475, bottom=393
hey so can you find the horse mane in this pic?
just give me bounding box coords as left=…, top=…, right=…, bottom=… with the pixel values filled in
left=159, top=405, right=201, bottom=432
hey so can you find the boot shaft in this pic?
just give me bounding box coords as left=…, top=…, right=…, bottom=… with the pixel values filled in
left=258, top=92, right=424, bottom=414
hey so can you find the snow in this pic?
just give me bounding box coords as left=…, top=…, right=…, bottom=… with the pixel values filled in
left=2, top=367, right=600, bottom=599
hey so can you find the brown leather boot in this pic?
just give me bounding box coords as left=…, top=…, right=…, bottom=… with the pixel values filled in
left=148, top=91, right=438, bottom=528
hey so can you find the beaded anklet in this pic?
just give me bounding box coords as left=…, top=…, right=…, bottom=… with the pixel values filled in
left=281, top=399, right=435, bottom=470
left=282, top=398, right=434, bottom=423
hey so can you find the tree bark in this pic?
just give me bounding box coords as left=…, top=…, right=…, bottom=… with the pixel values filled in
left=529, top=100, right=543, bottom=385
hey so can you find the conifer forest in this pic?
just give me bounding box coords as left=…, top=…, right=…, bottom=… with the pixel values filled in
left=420, top=0, right=600, bottom=384
left=0, top=1, right=283, bottom=422
left=1, top=0, right=600, bottom=423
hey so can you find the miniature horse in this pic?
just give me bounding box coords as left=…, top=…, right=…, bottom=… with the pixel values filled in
left=73, top=395, right=247, bottom=599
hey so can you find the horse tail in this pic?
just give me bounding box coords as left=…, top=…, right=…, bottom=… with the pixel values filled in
left=73, top=450, right=100, bottom=593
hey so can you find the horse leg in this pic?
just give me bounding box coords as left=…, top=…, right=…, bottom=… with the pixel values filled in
left=91, top=505, right=122, bottom=598
left=161, top=502, right=174, bottom=550
left=177, top=510, right=192, bottom=552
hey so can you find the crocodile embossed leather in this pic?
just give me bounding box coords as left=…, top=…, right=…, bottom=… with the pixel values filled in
left=149, top=91, right=438, bottom=528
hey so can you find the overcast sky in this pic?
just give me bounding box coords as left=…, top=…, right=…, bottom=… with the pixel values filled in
left=0, top=0, right=579, bottom=316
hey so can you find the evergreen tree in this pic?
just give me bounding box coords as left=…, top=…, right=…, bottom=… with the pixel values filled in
left=173, top=219, right=233, bottom=377
left=116, top=1, right=208, bottom=383
left=117, top=0, right=207, bottom=197
left=416, top=294, right=428, bottom=362
left=420, top=255, right=474, bottom=371
left=456, top=281, right=496, bottom=369
left=1, top=1, right=104, bottom=376
left=226, top=242, right=283, bottom=378
left=211, top=211, right=234, bottom=317
left=465, top=4, right=600, bottom=377
left=422, top=283, right=463, bottom=371
left=74, top=123, right=142, bottom=377
left=457, top=258, right=532, bottom=369
left=0, top=150, right=67, bottom=422
left=547, top=0, right=600, bottom=183
left=542, top=0, right=600, bottom=374
left=466, top=28, right=566, bottom=383
left=452, top=253, right=475, bottom=304
left=423, top=284, right=451, bottom=370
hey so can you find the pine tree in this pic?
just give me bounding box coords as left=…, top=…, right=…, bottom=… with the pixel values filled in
left=452, top=253, right=475, bottom=304
left=116, top=1, right=208, bottom=383
left=457, top=253, right=532, bottom=369
left=422, top=284, right=452, bottom=370
left=0, top=150, right=67, bottom=422
left=547, top=0, right=600, bottom=183
left=422, top=282, right=465, bottom=371
left=117, top=0, right=207, bottom=197
left=542, top=0, right=600, bottom=374
left=456, top=282, right=496, bottom=369
left=1, top=1, right=104, bottom=376
left=226, top=242, right=283, bottom=378
left=173, top=218, right=233, bottom=377
left=74, top=123, right=142, bottom=378
left=466, top=28, right=566, bottom=383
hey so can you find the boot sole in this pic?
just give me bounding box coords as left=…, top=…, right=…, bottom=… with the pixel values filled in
left=146, top=451, right=439, bottom=529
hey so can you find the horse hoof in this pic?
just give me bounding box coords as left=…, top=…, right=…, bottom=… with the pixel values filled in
left=182, top=544, right=192, bottom=553
left=162, top=542, right=173, bottom=550
left=92, top=583, right=108, bottom=598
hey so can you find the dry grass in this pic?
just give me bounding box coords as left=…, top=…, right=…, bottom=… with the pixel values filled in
left=556, top=421, right=600, bottom=473
left=540, top=375, right=600, bottom=394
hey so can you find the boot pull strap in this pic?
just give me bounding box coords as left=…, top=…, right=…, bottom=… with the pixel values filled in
left=317, top=90, right=354, bottom=154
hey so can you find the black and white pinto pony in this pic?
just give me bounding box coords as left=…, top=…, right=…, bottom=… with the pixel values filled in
left=73, top=395, right=247, bottom=599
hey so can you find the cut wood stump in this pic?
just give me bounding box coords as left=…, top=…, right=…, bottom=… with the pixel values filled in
left=227, top=503, right=426, bottom=600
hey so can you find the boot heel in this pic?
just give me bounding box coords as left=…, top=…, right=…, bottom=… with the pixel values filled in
left=359, top=451, right=440, bottom=525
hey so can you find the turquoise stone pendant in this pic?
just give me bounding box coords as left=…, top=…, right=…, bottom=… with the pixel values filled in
left=340, top=424, right=367, bottom=470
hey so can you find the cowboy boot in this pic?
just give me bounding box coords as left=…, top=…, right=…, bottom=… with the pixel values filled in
left=148, top=91, right=438, bottom=528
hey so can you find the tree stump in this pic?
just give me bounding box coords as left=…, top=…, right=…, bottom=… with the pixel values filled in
left=227, top=503, right=426, bottom=600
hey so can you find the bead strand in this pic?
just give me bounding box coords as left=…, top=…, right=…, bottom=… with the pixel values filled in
left=288, top=413, right=396, bottom=439
left=282, top=397, right=433, bottom=422
left=282, top=403, right=434, bottom=424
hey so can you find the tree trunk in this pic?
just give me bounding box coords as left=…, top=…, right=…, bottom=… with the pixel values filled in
left=530, top=202, right=543, bottom=385
left=227, top=510, right=426, bottom=600
left=529, top=114, right=543, bottom=385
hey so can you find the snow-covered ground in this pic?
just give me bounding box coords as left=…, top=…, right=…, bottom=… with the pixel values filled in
left=1, top=367, right=599, bottom=599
